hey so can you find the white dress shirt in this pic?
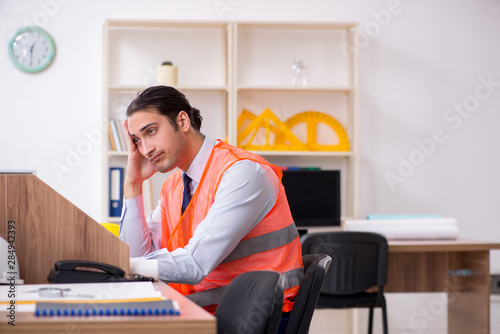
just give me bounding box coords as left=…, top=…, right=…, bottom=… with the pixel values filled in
left=119, top=137, right=279, bottom=284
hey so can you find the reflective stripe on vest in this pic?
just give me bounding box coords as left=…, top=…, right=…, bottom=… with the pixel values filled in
left=221, top=223, right=299, bottom=264
left=187, top=267, right=304, bottom=308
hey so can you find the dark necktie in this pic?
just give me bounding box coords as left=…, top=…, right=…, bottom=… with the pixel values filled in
left=181, top=173, right=192, bottom=214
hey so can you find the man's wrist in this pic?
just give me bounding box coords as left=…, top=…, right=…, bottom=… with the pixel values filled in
left=124, top=181, right=143, bottom=199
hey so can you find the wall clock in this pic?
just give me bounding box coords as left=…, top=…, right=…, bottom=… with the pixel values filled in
left=8, top=26, right=56, bottom=73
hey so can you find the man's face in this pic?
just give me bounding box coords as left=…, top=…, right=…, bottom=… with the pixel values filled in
left=127, top=110, right=187, bottom=173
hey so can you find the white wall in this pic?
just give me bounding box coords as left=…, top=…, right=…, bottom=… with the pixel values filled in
left=2, top=0, right=500, bottom=332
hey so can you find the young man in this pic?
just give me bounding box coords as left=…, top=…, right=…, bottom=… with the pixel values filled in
left=119, top=86, right=303, bottom=322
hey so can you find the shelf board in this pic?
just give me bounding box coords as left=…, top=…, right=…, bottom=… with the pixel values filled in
left=236, top=85, right=355, bottom=93
left=235, top=21, right=357, bottom=30
left=108, top=85, right=229, bottom=92
left=105, top=20, right=356, bottom=31
left=108, top=151, right=129, bottom=157
left=108, top=150, right=353, bottom=157
left=105, top=19, right=230, bottom=30
left=250, top=150, right=355, bottom=157
left=297, top=225, right=344, bottom=232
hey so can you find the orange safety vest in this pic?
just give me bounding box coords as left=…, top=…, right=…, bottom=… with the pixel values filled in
left=160, top=141, right=303, bottom=313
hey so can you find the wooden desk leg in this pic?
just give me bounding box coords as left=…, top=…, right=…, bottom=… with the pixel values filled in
left=447, top=251, right=490, bottom=334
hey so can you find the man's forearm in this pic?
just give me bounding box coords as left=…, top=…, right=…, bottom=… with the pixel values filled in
left=124, top=180, right=143, bottom=199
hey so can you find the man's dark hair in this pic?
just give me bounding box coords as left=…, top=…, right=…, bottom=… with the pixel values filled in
left=126, top=86, right=203, bottom=131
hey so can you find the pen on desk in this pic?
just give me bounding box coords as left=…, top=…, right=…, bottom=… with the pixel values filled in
left=25, top=288, right=95, bottom=298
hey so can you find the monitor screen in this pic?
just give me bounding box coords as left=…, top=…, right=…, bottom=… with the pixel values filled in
left=281, top=170, right=341, bottom=227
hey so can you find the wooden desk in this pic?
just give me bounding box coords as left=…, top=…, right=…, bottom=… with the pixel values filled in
left=0, top=281, right=216, bottom=334
left=386, top=239, right=500, bottom=334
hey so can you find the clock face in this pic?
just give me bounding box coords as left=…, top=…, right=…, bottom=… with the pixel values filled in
left=8, top=26, right=55, bottom=73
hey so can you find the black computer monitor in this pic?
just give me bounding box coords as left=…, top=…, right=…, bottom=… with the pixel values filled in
left=281, top=170, right=341, bottom=227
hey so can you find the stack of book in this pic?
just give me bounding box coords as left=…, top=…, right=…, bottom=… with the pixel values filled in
left=108, top=118, right=129, bottom=152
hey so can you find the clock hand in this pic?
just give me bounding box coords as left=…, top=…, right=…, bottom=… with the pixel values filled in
left=29, top=41, right=36, bottom=66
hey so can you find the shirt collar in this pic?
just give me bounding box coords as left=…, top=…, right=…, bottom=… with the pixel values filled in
left=184, top=137, right=217, bottom=185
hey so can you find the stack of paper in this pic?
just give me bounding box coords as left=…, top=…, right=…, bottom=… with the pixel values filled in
left=345, top=217, right=459, bottom=240
left=0, top=281, right=164, bottom=313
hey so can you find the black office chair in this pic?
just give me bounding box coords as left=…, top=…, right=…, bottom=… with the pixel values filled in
left=285, top=253, right=332, bottom=334
left=215, top=271, right=285, bottom=334
left=301, top=231, right=389, bottom=334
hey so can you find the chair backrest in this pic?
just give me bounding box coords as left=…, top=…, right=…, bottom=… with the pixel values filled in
left=215, top=271, right=285, bottom=334
left=285, top=253, right=332, bottom=334
left=301, top=232, right=388, bottom=296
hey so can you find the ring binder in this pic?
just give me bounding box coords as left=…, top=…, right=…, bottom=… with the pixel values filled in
left=109, top=167, right=124, bottom=217
left=35, top=300, right=180, bottom=317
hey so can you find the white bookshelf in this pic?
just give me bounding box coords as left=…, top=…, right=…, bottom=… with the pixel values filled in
left=102, top=20, right=358, bottom=223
